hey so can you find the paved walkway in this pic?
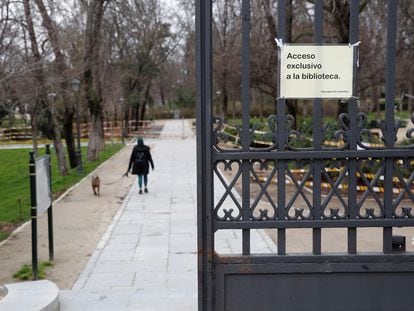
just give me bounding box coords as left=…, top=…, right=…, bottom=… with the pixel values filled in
left=59, top=119, right=275, bottom=310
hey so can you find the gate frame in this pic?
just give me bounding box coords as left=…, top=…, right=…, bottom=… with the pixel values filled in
left=196, top=0, right=214, bottom=309
left=197, top=0, right=414, bottom=310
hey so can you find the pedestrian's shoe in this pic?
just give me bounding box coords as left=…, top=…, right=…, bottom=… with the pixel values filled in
left=139, top=189, right=143, bottom=194
left=144, top=188, right=148, bottom=193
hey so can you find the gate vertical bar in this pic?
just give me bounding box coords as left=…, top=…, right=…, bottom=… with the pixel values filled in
left=277, top=0, right=286, bottom=255
left=347, top=0, right=359, bottom=254
left=383, top=0, right=397, bottom=254
left=196, top=0, right=214, bottom=309
left=241, top=0, right=251, bottom=255
left=312, top=0, right=323, bottom=255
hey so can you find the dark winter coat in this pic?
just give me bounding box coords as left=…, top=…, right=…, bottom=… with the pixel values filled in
left=127, top=139, right=154, bottom=175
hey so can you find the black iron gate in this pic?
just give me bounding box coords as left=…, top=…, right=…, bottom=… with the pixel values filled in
left=197, top=1, right=414, bottom=310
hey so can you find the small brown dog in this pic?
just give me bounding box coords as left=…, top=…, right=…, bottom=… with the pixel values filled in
left=91, top=175, right=100, bottom=196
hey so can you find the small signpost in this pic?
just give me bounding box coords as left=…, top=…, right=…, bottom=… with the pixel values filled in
left=279, top=44, right=355, bottom=99
left=29, top=145, right=54, bottom=280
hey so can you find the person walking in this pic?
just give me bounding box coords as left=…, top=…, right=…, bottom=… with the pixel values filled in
left=126, top=137, right=155, bottom=194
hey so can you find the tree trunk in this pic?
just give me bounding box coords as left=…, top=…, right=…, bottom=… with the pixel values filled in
left=373, top=85, right=381, bottom=119
left=134, top=101, right=140, bottom=130
left=63, top=111, right=77, bottom=167
left=23, top=0, right=67, bottom=174
left=140, top=101, right=147, bottom=122
left=49, top=112, right=67, bottom=174
left=221, top=71, right=229, bottom=122
left=83, top=0, right=107, bottom=160
left=222, top=89, right=229, bottom=122
left=88, top=112, right=104, bottom=160
left=140, top=83, right=151, bottom=121
left=124, top=105, right=129, bottom=136
left=160, top=83, right=166, bottom=106
left=34, top=0, right=77, bottom=168
left=84, top=66, right=105, bottom=157
left=409, top=82, right=414, bottom=114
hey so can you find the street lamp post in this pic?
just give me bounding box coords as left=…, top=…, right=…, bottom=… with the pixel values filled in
left=119, top=97, right=125, bottom=144
left=47, top=93, right=56, bottom=126
left=70, top=79, right=83, bottom=175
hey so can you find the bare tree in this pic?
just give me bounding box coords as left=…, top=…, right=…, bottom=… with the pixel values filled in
left=105, top=0, right=176, bottom=127
left=83, top=0, right=108, bottom=160
left=252, top=0, right=310, bottom=124
left=33, top=0, right=79, bottom=168
left=213, top=0, right=241, bottom=121
left=397, top=0, right=414, bottom=114
left=23, top=0, right=67, bottom=174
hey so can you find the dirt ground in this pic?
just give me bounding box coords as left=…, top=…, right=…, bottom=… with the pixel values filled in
left=0, top=143, right=136, bottom=289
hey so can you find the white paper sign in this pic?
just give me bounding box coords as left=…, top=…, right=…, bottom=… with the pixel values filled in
left=36, top=155, right=51, bottom=216
left=280, top=45, right=354, bottom=99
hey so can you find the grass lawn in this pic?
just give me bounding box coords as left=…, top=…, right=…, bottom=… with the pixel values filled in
left=0, top=143, right=124, bottom=241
